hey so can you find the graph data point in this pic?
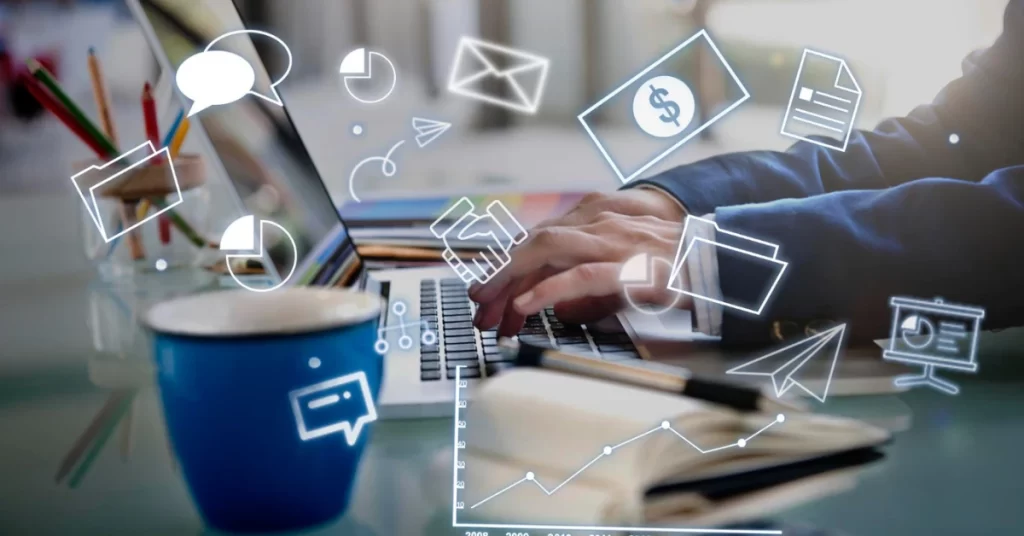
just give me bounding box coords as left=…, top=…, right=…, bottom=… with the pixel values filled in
left=526, top=472, right=535, bottom=481
left=777, top=414, right=786, bottom=423
left=661, top=421, right=670, bottom=429
left=603, top=446, right=612, bottom=455
left=737, top=438, right=747, bottom=448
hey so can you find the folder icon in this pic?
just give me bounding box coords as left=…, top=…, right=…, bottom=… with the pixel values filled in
left=447, top=36, right=550, bottom=115
left=70, top=141, right=183, bottom=243
left=668, top=217, right=788, bottom=315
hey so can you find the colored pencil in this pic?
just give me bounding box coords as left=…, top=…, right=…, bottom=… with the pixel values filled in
left=161, top=109, right=184, bottom=148
left=27, top=58, right=117, bottom=157
left=168, top=117, right=191, bottom=158
left=54, top=390, right=130, bottom=483
left=136, top=199, right=151, bottom=221
left=118, top=202, right=146, bottom=260
left=141, top=83, right=160, bottom=158
left=24, top=78, right=108, bottom=159
left=142, top=83, right=171, bottom=245
left=152, top=198, right=210, bottom=248
left=68, top=391, right=137, bottom=488
left=86, top=48, right=118, bottom=146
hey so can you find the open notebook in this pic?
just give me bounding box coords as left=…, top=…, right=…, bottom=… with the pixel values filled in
left=462, top=369, right=889, bottom=527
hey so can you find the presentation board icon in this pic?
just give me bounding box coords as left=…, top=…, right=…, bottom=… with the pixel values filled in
left=727, top=323, right=846, bottom=403
left=220, top=215, right=297, bottom=293
left=447, top=36, right=550, bottom=114
left=780, top=49, right=863, bottom=152
left=884, top=296, right=985, bottom=395
left=411, top=117, right=451, bottom=148
left=288, top=371, right=378, bottom=445
left=71, top=141, right=182, bottom=243
left=579, top=30, right=749, bottom=184
left=668, top=216, right=787, bottom=315
left=339, top=48, right=397, bottom=104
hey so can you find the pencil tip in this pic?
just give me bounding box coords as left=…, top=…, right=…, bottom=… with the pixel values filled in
left=88, top=46, right=96, bottom=55
left=26, top=57, right=40, bottom=70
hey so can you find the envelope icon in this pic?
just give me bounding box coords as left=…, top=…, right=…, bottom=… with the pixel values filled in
left=668, top=216, right=788, bottom=315
left=70, top=141, right=183, bottom=243
left=447, top=36, right=550, bottom=114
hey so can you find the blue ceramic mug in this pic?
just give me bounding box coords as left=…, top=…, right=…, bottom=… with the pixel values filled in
left=144, top=288, right=383, bottom=533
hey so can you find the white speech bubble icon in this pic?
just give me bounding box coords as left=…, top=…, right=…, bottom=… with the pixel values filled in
left=204, top=29, right=292, bottom=108
left=177, top=50, right=255, bottom=117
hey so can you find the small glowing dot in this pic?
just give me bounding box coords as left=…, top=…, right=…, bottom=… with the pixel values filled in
left=777, top=414, right=786, bottom=423
left=343, top=391, right=352, bottom=400
left=738, top=438, right=747, bottom=448
left=155, top=259, right=168, bottom=271
left=949, top=133, right=960, bottom=144
left=661, top=421, right=670, bottom=429
left=308, top=357, right=321, bottom=369
left=603, top=446, right=612, bottom=455
left=352, top=124, right=364, bottom=136
left=526, top=472, right=535, bottom=480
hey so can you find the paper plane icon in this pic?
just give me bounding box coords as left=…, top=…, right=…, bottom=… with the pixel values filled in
left=726, top=323, right=846, bottom=403
left=412, top=117, right=451, bottom=148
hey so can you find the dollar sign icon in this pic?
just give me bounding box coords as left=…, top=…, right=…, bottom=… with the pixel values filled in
left=648, top=84, right=682, bottom=127
left=632, top=75, right=695, bottom=138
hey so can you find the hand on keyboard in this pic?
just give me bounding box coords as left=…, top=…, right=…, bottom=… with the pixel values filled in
left=467, top=190, right=691, bottom=337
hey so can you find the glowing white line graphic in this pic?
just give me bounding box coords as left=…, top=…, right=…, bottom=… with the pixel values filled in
left=451, top=366, right=785, bottom=534
left=468, top=415, right=785, bottom=510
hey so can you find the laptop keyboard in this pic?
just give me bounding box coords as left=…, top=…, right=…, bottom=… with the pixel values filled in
left=418, top=278, right=641, bottom=382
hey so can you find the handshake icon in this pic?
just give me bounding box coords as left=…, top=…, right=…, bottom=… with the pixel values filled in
left=430, top=197, right=528, bottom=284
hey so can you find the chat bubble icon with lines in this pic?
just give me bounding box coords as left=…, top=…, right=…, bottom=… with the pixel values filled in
left=288, top=371, right=378, bottom=446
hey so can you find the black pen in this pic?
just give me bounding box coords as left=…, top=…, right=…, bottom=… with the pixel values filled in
left=503, top=339, right=803, bottom=414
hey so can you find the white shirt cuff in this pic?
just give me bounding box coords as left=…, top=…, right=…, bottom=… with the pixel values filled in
left=682, top=214, right=724, bottom=336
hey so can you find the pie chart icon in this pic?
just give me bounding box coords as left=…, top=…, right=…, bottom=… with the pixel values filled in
left=899, top=314, right=935, bottom=349
left=339, top=48, right=397, bottom=104
left=619, top=253, right=682, bottom=315
left=220, top=215, right=298, bottom=292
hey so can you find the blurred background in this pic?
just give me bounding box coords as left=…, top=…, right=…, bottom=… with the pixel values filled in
left=0, top=0, right=1009, bottom=198
left=0, top=0, right=1011, bottom=357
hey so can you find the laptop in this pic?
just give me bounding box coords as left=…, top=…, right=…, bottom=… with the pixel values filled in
left=129, top=0, right=906, bottom=419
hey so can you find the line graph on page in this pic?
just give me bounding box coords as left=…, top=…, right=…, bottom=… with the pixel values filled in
left=450, top=366, right=786, bottom=535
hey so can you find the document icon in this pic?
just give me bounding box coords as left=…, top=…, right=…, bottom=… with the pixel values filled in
left=727, top=323, right=846, bottom=403
left=447, top=36, right=550, bottom=114
left=668, top=217, right=788, bottom=315
left=70, top=141, right=183, bottom=243
left=781, top=49, right=863, bottom=152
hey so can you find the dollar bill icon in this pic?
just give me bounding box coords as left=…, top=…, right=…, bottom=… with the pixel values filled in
left=578, top=30, right=749, bottom=184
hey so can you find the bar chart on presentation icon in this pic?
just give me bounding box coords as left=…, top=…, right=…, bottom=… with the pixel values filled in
left=450, top=367, right=785, bottom=535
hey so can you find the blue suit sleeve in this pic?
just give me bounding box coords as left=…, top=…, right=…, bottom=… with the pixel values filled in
left=630, top=1, right=1024, bottom=216
left=715, top=170, right=1024, bottom=346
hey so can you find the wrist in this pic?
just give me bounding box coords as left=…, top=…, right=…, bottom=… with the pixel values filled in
left=636, top=186, right=688, bottom=222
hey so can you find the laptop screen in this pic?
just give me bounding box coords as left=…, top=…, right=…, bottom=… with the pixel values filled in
left=135, top=0, right=362, bottom=288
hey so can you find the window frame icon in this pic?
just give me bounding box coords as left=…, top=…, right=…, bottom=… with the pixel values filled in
left=578, top=29, right=750, bottom=185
